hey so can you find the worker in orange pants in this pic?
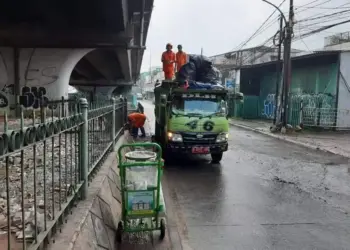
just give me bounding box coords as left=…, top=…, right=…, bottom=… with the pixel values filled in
left=161, top=43, right=176, bottom=80
left=175, top=44, right=188, bottom=72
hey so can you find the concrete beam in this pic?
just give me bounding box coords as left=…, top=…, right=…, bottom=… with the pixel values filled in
left=115, top=49, right=132, bottom=82
left=121, top=0, right=129, bottom=29
left=70, top=79, right=134, bottom=87
left=73, top=63, right=99, bottom=79
left=0, top=27, right=133, bottom=48
left=83, top=50, right=119, bottom=80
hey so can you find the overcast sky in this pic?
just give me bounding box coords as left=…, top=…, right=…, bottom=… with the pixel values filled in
left=141, top=0, right=350, bottom=72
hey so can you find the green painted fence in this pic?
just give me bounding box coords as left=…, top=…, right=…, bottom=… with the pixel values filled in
left=229, top=62, right=339, bottom=128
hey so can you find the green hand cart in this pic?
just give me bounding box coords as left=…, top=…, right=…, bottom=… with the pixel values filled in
left=116, top=142, right=166, bottom=242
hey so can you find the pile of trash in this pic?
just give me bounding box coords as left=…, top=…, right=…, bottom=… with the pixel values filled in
left=177, top=54, right=223, bottom=90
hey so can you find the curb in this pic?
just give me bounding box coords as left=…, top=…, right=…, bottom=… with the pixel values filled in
left=229, top=121, right=350, bottom=159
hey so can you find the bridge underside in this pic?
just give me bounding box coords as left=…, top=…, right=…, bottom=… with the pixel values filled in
left=0, top=0, right=153, bottom=106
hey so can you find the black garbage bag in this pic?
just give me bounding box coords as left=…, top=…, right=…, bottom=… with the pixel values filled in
left=189, top=54, right=212, bottom=72
left=177, top=62, right=196, bottom=82
left=187, top=81, right=224, bottom=90
left=198, top=66, right=221, bottom=84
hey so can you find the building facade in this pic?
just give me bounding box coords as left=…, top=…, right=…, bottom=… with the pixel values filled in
left=230, top=51, right=350, bottom=130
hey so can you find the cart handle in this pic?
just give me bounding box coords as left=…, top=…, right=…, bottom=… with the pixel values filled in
left=117, top=142, right=163, bottom=163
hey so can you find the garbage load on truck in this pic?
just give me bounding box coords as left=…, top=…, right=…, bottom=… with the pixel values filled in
left=153, top=54, right=243, bottom=163
left=177, top=54, right=221, bottom=85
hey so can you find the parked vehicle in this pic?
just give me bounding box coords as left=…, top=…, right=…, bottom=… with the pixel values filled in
left=136, top=93, right=143, bottom=100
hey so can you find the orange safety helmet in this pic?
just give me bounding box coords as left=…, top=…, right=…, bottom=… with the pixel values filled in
left=166, top=43, right=173, bottom=49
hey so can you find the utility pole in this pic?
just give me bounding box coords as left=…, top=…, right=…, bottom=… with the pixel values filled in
left=273, top=15, right=284, bottom=125
left=281, top=0, right=294, bottom=127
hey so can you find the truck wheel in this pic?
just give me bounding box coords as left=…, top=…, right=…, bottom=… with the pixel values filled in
left=211, top=153, right=223, bottom=163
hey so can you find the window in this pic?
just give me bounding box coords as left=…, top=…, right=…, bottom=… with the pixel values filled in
left=171, top=96, right=226, bottom=117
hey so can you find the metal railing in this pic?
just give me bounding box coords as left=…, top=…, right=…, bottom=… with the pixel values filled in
left=290, top=105, right=350, bottom=130
left=0, top=97, right=127, bottom=250
left=288, top=95, right=350, bottom=129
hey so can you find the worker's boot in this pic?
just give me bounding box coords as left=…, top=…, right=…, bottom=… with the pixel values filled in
left=140, top=127, right=146, bottom=138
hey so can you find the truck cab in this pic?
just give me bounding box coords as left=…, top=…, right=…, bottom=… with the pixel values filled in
left=154, top=80, right=230, bottom=163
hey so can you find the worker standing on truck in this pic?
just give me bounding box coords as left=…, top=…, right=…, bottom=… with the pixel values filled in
left=161, top=43, right=175, bottom=80
left=175, top=44, right=187, bottom=72
left=127, top=112, right=147, bottom=138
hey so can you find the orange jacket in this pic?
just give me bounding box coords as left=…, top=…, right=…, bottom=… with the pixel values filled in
left=128, top=113, right=146, bottom=128
left=161, top=51, right=175, bottom=73
left=176, top=51, right=187, bottom=72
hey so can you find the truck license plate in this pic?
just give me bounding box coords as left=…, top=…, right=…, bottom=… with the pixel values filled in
left=192, top=146, right=209, bottom=154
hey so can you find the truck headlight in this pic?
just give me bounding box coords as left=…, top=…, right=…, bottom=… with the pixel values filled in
left=168, top=132, right=183, bottom=142
left=216, top=132, right=228, bottom=143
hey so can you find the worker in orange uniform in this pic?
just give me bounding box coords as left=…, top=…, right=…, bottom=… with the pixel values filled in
left=161, top=43, right=176, bottom=80
left=175, top=44, right=187, bottom=72
left=127, top=112, right=147, bottom=138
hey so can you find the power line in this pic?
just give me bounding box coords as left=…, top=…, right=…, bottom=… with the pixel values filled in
left=240, top=35, right=276, bottom=65
left=294, top=19, right=350, bottom=40
left=295, top=0, right=324, bottom=9
left=297, top=9, right=350, bottom=22
left=297, top=13, right=350, bottom=29
left=296, top=22, right=311, bottom=51
left=296, top=2, right=350, bottom=21
left=295, top=0, right=332, bottom=10
left=292, top=1, right=350, bottom=47
left=232, top=0, right=286, bottom=52
left=303, top=5, right=350, bottom=10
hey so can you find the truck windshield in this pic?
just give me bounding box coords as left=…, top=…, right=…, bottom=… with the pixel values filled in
left=172, top=97, right=225, bottom=116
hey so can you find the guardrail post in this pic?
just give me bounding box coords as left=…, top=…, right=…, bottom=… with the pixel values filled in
left=80, top=98, right=89, bottom=199
left=123, top=97, right=128, bottom=123
left=111, top=97, right=116, bottom=148
left=299, top=99, right=303, bottom=128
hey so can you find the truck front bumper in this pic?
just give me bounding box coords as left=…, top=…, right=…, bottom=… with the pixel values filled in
left=167, top=142, right=228, bottom=154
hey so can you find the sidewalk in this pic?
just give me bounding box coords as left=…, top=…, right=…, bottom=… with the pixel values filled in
left=230, top=118, right=350, bottom=159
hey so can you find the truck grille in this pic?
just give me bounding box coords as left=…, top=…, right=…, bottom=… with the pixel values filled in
left=182, top=132, right=217, bottom=145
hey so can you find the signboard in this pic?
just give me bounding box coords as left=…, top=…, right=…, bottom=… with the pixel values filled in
left=127, top=190, right=154, bottom=215
left=225, top=78, right=235, bottom=90
left=182, top=93, right=217, bottom=99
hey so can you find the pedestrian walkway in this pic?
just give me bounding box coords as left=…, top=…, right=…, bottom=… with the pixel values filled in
left=47, top=105, right=171, bottom=250
left=230, top=118, right=350, bottom=159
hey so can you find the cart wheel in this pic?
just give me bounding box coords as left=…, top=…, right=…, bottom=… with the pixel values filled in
left=116, top=221, right=123, bottom=243
left=159, top=219, right=166, bottom=240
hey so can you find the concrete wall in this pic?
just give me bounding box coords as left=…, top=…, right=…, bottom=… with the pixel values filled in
left=0, top=47, right=93, bottom=111
left=337, top=52, right=350, bottom=129
left=324, top=42, right=350, bottom=51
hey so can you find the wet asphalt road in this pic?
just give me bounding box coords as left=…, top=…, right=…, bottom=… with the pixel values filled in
left=142, top=101, right=350, bottom=250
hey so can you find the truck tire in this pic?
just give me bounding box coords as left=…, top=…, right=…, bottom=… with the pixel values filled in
left=211, top=152, right=223, bottom=163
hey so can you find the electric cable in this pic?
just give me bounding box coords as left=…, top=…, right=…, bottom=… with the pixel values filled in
left=231, top=0, right=287, bottom=52
left=297, top=9, right=350, bottom=22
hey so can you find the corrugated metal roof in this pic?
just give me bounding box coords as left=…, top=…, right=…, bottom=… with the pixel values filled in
left=238, top=50, right=343, bottom=69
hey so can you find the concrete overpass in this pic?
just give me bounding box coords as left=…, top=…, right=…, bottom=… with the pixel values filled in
left=0, top=0, right=153, bottom=111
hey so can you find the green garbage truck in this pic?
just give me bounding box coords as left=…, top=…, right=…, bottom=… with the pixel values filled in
left=153, top=80, right=243, bottom=163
